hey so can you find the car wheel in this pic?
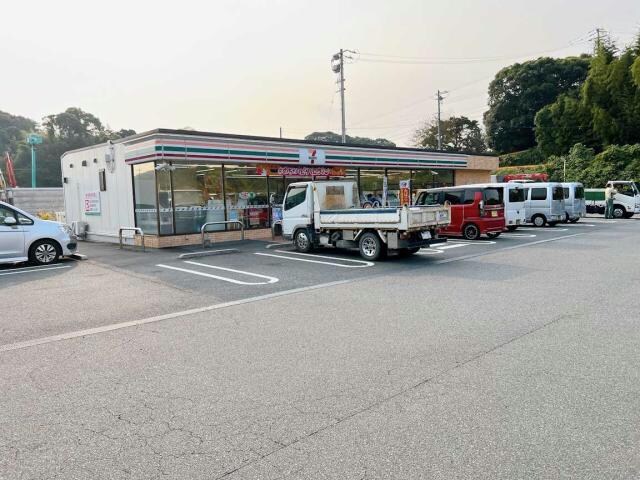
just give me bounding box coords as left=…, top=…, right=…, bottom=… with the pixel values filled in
left=462, top=223, right=481, bottom=240
left=29, top=240, right=61, bottom=265
left=506, top=225, right=518, bottom=232
left=613, top=206, right=626, bottom=219
left=358, top=232, right=385, bottom=261
left=294, top=229, right=313, bottom=253
left=532, top=215, right=546, bottom=227
left=486, top=232, right=501, bottom=239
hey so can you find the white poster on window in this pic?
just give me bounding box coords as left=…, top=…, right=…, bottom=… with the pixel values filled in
left=84, top=191, right=101, bottom=215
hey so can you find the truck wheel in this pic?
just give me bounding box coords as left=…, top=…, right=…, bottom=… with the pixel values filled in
left=358, top=232, right=385, bottom=261
left=486, top=232, right=501, bottom=239
left=623, top=212, right=634, bottom=219
left=294, top=229, right=313, bottom=253
left=29, top=239, right=61, bottom=265
left=532, top=215, right=546, bottom=227
left=462, top=223, right=481, bottom=240
left=613, top=205, right=626, bottom=219
left=506, top=225, right=518, bottom=232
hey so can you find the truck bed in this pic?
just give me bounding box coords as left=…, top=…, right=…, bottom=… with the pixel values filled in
left=317, top=205, right=450, bottom=230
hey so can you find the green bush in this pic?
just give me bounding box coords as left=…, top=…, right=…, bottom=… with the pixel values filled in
left=499, top=148, right=546, bottom=167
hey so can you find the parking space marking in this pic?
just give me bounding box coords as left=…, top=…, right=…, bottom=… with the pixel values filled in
left=501, top=233, right=537, bottom=238
left=416, top=249, right=444, bottom=255
left=0, top=265, right=71, bottom=277
left=517, top=227, right=569, bottom=232
left=564, top=223, right=595, bottom=227
left=183, top=261, right=279, bottom=284
left=255, top=250, right=374, bottom=268
left=446, top=239, right=497, bottom=245
left=436, top=243, right=472, bottom=250
left=156, top=263, right=279, bottom=285
left=0, top=280, right=351, bottom=353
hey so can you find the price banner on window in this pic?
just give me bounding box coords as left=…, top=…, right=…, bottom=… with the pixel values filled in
left=399, top=179, right=411, bottom=206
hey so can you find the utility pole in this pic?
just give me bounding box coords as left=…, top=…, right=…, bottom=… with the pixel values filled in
left=436, top=90, right=448, bottom=150
left=279, top=127, right=282, bottom=139
left=331, top=49, right=356, bottom=144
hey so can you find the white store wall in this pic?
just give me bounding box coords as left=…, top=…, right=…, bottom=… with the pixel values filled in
left=62, top=142, right=134, bottom=242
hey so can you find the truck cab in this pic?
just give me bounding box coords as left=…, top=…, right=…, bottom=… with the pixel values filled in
left=281, top=181, right=450, bottom=260
left=585, top=181, right=640, bottom=218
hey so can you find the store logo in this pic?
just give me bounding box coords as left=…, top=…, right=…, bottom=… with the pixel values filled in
left=299, top=148, right=325, bottom=165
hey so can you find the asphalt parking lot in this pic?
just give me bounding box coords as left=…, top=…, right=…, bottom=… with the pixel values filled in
left=1, top=216, right=639, bottom=479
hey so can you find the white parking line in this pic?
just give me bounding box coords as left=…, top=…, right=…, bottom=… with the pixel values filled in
left=0, top=265, right=71, bottom=277
left=564, top=223, right=595, bottom=227
left=436, top=243, right=471, bottom=250
left=518, top=227, right=569, bottom=232
left=255, top=250, right=374, bottom=268
left=447, top=239, right=497, bottom=245
left=501, top=233, right=537, bottom=238
left=184, top=261, right=279, bottom=284
left=156, top=263, right=279, bottom=285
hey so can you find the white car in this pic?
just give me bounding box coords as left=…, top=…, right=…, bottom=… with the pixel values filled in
left=0, top=201, right=77, bottom=265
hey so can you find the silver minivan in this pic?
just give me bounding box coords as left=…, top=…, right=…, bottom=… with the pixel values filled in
left=0, top=201, right=77, bottom=265
left=561, top=182, right=587, bottom=223
left=522, top=183, right=566, bottom=227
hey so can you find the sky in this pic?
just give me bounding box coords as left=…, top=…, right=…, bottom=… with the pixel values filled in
left=1, top=0, right=638, bottom=147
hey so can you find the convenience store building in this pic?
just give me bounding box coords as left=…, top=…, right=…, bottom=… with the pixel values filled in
left=61, top=129, right=498, bottom=247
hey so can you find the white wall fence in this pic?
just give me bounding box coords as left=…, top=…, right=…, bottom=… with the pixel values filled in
left=7, top=188, right=65, bottom=213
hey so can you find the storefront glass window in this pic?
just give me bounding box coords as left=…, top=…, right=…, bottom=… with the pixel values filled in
left=224, top=165, right=269, bottom=229
left=133, top=163, right=158, bottom=235
left=386, top=169, right=412, bottom=207
left=359, top=169, right=385, bottom=207
left=156, top=167, right=173, bottom=235
left=171, top=163, right=224, bottom=234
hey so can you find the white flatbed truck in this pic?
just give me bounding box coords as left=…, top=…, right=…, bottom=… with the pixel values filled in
left=281, top=180, right=450, bottom=260
left=585, top=181, right=640, bottom=218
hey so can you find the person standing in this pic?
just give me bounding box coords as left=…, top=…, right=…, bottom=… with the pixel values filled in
left=604, top=184, right=617, bottom=218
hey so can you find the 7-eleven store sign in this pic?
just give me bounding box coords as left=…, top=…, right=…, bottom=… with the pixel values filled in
left=298, top=148, right=326, bottom=165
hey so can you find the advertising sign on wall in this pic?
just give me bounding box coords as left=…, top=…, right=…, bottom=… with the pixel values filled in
left=256, top=164, right=345, bottom=177
left=84, top=191, right=101, bottom=215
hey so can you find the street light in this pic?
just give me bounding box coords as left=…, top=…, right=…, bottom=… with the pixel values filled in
left=26, top=134, right=43, bottom=188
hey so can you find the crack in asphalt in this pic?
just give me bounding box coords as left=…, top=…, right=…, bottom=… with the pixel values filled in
left=214, top=311, right=574, bottom=479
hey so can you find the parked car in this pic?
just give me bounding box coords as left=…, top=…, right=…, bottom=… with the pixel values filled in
left=414, top=185, right=505, bottom=240
left=454, top=182, right=526, bottom=231
left=561, top=182, right=586, bottom=223
left=521, top=183, right=566, bottom=227
left=0, top=201, right=76, bottom=265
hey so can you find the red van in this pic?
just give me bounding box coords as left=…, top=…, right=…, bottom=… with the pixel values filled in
left=415, top=186, right=505, bottom=240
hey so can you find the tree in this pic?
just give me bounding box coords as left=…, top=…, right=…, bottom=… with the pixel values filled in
left=484, top=56, right=590, bottom=153
left=535, top=36, right=640, bottom=154
left=11, top=107, right=135, bottom=187
left=413, top=116, right=486, bottom=153
left=0, top=110, right=36, bottom=157
left=305, top=131, right=395, bottom=147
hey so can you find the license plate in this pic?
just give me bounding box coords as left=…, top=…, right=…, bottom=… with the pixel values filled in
left=491, top=211, right=497, bottom=217
left=421, top=231, right=432, bottom=240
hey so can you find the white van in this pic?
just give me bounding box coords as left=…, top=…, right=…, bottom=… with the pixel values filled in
left=522, top=183, right=566, bottom=227
left=561, top=182, right=586, bottom=223
left=455, top=182, right=526, bottom=231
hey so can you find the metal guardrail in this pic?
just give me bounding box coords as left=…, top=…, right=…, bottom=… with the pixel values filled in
left=201, top=221, right=244, bottom=248
left=119, top=227, right=145, bottom=251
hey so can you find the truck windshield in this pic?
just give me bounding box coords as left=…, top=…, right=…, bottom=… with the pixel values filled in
left=483, top=188, right=503, bottom=205
left=508, top=188, right=525, bottom=203
left=634, top=183, right=640, bottom=195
